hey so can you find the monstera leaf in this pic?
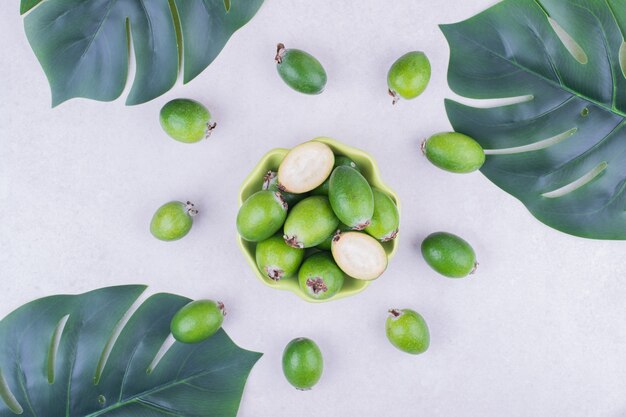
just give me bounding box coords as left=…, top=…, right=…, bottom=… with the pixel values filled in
left=20, top=0, right=264, bottom=106
left=0, top=285, right=261, bottom=416
left=442, top=0, right=626, bottom=239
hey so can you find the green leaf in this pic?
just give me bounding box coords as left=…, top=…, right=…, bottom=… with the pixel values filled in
left=20, top=0, right=264, bottom=106
left=442, top=0, right=626, bottom=239
left=0, top=285, right=262, bottom=416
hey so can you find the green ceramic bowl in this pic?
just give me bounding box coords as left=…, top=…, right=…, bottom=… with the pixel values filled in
left=237, top=137, right=401, bottom=303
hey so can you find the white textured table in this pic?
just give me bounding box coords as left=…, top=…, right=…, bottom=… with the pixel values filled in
left=2, top=1, right=626, bottom=416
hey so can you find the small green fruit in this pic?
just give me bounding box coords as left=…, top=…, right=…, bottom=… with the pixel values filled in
left=331, top=231, right=387, bottom=280
left=387, top=51, right=431, bottom=104
left=386, top=308, right=430, bottom=355
left=423, top=132, right=485, bottom=173
left=298, top=252, right=345, bottom=300
left=329, top=166, right=374, bottom=230
left=316, top=223, right=350, bottom=251
left=365, top=189, right=400, bottom=242
left=237, top=191, right=288, bottom=242
left=150, top=201, right=197, bottom=241
left=284, top=196, right=339, bottom=248
left=282, top=337, right=324, bottom=390
left=311, top=156, right=359, bottom=196
left=262, top=171, right=305, bottom=207
left=171, top=300, right=225, bottom=344
left=275, top=43, right=327, bottom=95
left=278, top=141, right=335, bottom=194
left=159, top=98, right=215, bottom=143
left=421, top=232, right=477, bottom=278
left=256, top=235, right=304, bottom=281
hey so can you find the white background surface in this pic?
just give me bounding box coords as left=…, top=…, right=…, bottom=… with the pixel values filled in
left=2, top=1, right=626, bottom=416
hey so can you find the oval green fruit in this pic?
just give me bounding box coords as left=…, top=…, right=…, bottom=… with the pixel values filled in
left=237, top=191, right=288, bottom=242
left=262, top=171, right=305, bottom=207
left=284, top=196, right=339, bottom=248
left=365, top=189, right=400, bottom=242
left=331, top=231, right=387, bottom=280
left=159, top=98, right=215, bottom=143
left=311, top=156, right=359, bottom=196
left=423, top=132, right=485, bottom=173
left=278, top=141, right=335, bottom=194
left=275, top=43, right=327, bottom=95
left=150, top=201, right=197, bottom=241
left=386, top=308, right=430, bottom=355
left=387, top=51, right=431, bottom=104
left=329, top=166, right=374, bottom=230
left=298, top=252, right=345, bottom=300
left=421, top=231, right=477, bottom=278
left=256, top=234, right=304, bottom=281
left=282, top=337, right=324, bottom=390
left=171, top=299, right=225, bottom=344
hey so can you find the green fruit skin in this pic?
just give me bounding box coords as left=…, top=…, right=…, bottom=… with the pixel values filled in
left=386, top=309, right=430, bottom=355
left=424, top=132, right=485, bottom=173
left=237, top=191, right=288, bottom=242
left=263, top=171, right=305, bottom=207
left=316, top=223, right=350, bottom=251
left=256, top=235, right=304, bottom=281
left=150, top=201, right=194, bottom=241
left=421, top=232, right=477, bottom=278
left=387, top=51, right=431, bottom=100
left=298, top=252, right=345, bottom=300
left=282, top=337, right=324, bottom=390
left=311, top=156, right=359, bottom=196
left=159, top=99, right=211, bottom=143
left=365, top=189, right=400, bottom=241
left=277, top=49, right=327, bottom=95
left=328, top=166, right=374, bottom=229
left=284, top=196, right=339, bottom=248
left=171, top=300, right=224, bottom=344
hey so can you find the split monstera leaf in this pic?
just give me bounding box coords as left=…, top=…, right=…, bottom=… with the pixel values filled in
left=19, top=0, right=264, bottom=106
left=443, top=0, right=626, bottom=239
left=0, top=285, right=261, bottom=416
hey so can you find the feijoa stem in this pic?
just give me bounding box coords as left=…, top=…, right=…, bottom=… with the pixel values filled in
left=388, top=88, right=400, bottom=105
left=470, top=261, right=479, bottom=275
left=205, top=122, right=217, bottom=139
left=275, top=43, right=286, bottom=64
left=185, top=201, right=199, bottom=216
left=217, top=301, right=226, bottom=316
left=389, top=309, right=402, bottom=318
left=420, top=139, right=427, bottom=155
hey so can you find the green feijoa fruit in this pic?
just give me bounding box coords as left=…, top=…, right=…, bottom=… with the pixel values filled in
left=283, top=196, right=339, bottom=248
left=150, top=201, right=197, bottom=241
left=316, top=223, right=351, bottom=251
left=159, top=99, right=216, bottom=143
left=282, top=337, right=324, bottom=390
left=298, top=252, right=345, bottom=300
left=385, top=308, right=430, bottom=355
left=421, top=231, right=477, bottom=278
left=311, top=156, right=360, bottom=196
left=365, top=189, right=400, bottom=242
left=278, top=141, right=335, bottom=194
left=275, top=43, right=327, bottom=95
left=422, top=132, right=485, bottom=173
left=387, top=51, right=431, bottom=104
left=331, top=231, right=387, bottom=280
left=170, top=299, right=225, bottom=344
left=262, top=171, right=305, bottom=207
left=237, top=191, right=288, bottom=242
left=256, top=235, right=304, bottom=281
left=329, top=165, right=374, bottom=230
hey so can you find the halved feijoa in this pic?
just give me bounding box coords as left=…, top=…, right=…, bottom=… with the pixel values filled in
left=331, top=231, right=387, bottom=280
left=278, top=141, right=335, bottom=194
